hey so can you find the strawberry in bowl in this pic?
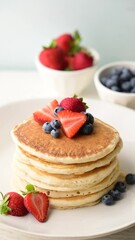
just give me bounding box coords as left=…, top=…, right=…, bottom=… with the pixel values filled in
left=36, top=31, right=100, bottom=97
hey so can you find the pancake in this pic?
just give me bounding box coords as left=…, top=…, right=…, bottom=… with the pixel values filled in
left=13, top=157, right=118, bottom=190
left=15, top=139, right=122, bottom=175
left=12, top=163, right=120, bottom=198
left=11, top=118, right=120, bottom=164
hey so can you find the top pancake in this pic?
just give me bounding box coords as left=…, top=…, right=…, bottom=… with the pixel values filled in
left=11, top=118, right=120, bottom=164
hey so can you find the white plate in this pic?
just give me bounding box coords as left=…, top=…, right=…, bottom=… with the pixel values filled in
left=0, top=98, right=135, bottom=240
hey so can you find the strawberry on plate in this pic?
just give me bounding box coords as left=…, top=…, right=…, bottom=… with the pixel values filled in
left=58, top=110, right=87, bottom=138
left=0, top=192, right=28, bottom=216
left=60, top=96, right=88, bottom=112
left=23, top=184, right=49, bottom=222
left=33, top=99, right=59, bottom=124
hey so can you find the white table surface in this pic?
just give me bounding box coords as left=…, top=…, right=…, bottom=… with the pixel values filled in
left=0, top=71, right=135, bottom=240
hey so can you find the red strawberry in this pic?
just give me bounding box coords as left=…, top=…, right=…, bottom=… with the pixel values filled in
left=65, top=55, right=74, bottom=70
left=23, top=184, right=49, bottom=222
left=55, top=34, right=73, bottom=54
left=0, top=192, right=28, bottom=216
left=60, top=96, right=88, bottom=112
left=39, top=47, right=66, bottom=70
left=73, top=51, right=94, bottom=70
left=58, top=110, right=86, bottom=138
left=33, top=99, right=59, bottom=124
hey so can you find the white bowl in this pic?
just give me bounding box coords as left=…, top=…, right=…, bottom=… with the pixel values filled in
left=94, top=61, right=135, bottom=109
left=36, top=48, right=100, bottom=97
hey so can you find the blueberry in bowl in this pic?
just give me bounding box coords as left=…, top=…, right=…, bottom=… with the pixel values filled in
left=94, top=61, right=135, bottom=109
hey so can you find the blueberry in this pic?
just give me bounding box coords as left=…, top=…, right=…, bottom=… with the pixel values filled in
left=110, top=75, right=119, bottom=82
left=130, top=77, right=135, bottom=88
left=80, top=123, right=94, bottom=135
left=54, top=106, right=64, bottom=116
left=110, top=68, right=122, bottom=76
left=100, top=77, right=108, bottom=86
left=50, top=119, right=61, bottom=129
left=125, top=173, right=135, bottom=185
left=85, top=113, right=94, bottom=124
left=111, top=86, right=120, bottom=92
left=101, top=194, right=114, bottom=206
left=115, top=182, right=126, bottom=193
left=120, top=68, right=132, bottom=82
left=121, top=81, right=131, bottom=92
left=131, top=87, right=135, bottom=93
left=131, top=70, right=135, bottom=76
left=42, top=122, right=53, bottom=133
left=105, top=79, right=117, bottom=88
left=51, top=129, right=60, bottom=138
left=109, top=189, right=121, bottom=201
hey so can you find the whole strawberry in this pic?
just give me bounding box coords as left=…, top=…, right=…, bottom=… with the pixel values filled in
left=23, top=184, right=49, bottom=222
left=39, top=47, right=66, bottom=70
left=73, top=51, right=94, bottom=70
left=60, top=96, right=88, bottom=112
left=55, top=33, right=73, bottom=54
left=0, top=192, right=28, bottom=216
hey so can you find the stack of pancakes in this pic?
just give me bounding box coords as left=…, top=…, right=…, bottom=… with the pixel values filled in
left=11, top=118, right=123, bottom=209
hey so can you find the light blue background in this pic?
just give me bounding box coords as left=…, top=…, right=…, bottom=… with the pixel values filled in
left=0, top=0, right=135, bottom=70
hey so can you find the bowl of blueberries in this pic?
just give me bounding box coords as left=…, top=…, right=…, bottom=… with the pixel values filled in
left=94, top=61, right=135, bottom=109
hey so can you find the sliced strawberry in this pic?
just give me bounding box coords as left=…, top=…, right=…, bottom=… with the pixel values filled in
left=24, top=192, right=49, bottom=222
left=58, top=110, right=86, bottom=138
left=33, top=99, right=59, bottom=124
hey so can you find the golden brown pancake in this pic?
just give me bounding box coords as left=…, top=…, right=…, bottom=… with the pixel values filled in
left=11, top=118, right=120, bottom=164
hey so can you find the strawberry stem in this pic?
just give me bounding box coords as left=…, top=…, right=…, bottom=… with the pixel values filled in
left=0, top=194, right=11, bottom=215
left=21, top=184, right=38, bottom=196
left=73, top=94, right=89, bottom=109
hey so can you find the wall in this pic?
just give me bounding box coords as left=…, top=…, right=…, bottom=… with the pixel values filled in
left=0, top=0, right=135, bottom=70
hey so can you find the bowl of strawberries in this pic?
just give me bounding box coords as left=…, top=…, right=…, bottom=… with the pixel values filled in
left=36, top=31, right=100, bottom=97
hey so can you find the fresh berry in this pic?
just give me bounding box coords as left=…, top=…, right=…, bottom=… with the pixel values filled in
left=80, top=123, right=94, bottom=135
left=0, top=192, right=28, bottom=217
left=130, top=78, right=135, bottom=88
left=115, top=182, right=126, bottom=193
left=101, top=67, right=135, bottom=93
left=51, top=129, right=60, bottom=138
left=60, top=96, right=88, bottom=112
left=85, top=113, right=94, bottom=124
left=42, top=122, right=53, bottom=133
left=39, top=47, right=66, bottom=70
left=54, top=106, right=64, bottom=116
left=50, top=119, right=61, bottom=129
left=65, top=56, right=74, bottom=70
left=73, top=51, right=93, bottom=70
left=55, top=33, right=73, bottom=54
left=23, top=184, right=49, bottom=222
left=101, top=194, right=114, bottom=206
left=111, top=86, right=121, bottom=92
left=109, top=189, right=121, bottom=201
left=58, top=110, right=87, bottom=138
left=33, top=99, right=59, bottom=124
left=125, top=173, right=135, bottom=185
left=121, top=81, right=131, bottom=92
